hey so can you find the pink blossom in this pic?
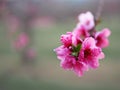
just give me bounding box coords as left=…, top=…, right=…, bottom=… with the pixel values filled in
left=61, top=55, right=88, bottom=76
left=18, top=33, right=29, bottom=47
left=95, top=28, right=111, bottom=48
left=72, top=24, right=90, bottom=46
left=73, top=61, right=88, bottom=77
left=54, top=45, right=71, bottom=60
left=78, top=11, right=95, bottom=30
left=60, top=32, right=72, bottom=47
left=79, top=37, right=104, bottom=68
left=14, top=33, right=29, bottom=50
left=54, top=37, right=104, bottom=76
left=54, top=45, right=74, bottom=69
left=54, top=45, right=88, bottom=76
left=76, top=24, right=90, bottom=37
left=60, top=55, right=76, bottom=70
left=54, top=11, right=111, bottom=77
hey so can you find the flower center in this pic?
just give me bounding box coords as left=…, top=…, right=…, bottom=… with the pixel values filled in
left=84, top=49, right=91, bottom=58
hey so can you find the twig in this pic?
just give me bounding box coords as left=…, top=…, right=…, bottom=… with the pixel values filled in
left=95, top=0, right=104, bottom=21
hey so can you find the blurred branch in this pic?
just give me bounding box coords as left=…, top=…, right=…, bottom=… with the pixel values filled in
left=95, top=0, right=104, bottom=20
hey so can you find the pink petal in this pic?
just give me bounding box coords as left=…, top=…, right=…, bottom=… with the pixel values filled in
left=98, top=52, right=105, bottom=59
left=54, top=45, right=70, bottom=60
left=96, top=36, right=109, bottom=48
left=82, top=37, right=96, bottom=49
left=91, top=48, right=101, bottom=57
left=72, top=27, right=83, bottom=46
left=60, top=57, right=75, bottom=70
left=95, top=28, right=111, bottom=48
left=78, top=11, right=95, bottom=30
left=72, top=29, right=80, bottom=46
left=101, top=28, right=111, bottom=37
left=60, top=60, right=72, bottom=70
left=88, top=59, right=99, bottom=69
left=60, top=32, right=72, bottom=47
left=102, top=38, right=109, bottom=48
left=78, top=12, right=94, bottom=23
left=73, top=61, right=88, bottom=77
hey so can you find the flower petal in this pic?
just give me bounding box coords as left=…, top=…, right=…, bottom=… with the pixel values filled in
left=73, top=61, right=88, bottom=77
left=101, top=28, right=111, bottom=37
left=78, top=11, right=95, bottom=30
left=60, top=32, right=72, bottom=47
left=88, top=59, right=99, bottom=68
left=54, top=45, right=70, bottom=60
left=98, top=52, right=105, bottom=59
left=82, top=37, right=96, bottom=49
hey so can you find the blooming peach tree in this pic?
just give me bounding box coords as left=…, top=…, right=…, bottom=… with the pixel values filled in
left=54, top=12, right=111, bottom=77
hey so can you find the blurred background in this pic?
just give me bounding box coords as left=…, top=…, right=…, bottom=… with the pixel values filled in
left=0, top=0, right=120, bottom=90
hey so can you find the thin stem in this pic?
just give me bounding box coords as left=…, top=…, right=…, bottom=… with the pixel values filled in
left=95, top=0, right=104, bottom=21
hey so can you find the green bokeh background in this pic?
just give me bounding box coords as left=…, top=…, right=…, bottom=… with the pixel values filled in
left=0, top=0, right=120, bottom=90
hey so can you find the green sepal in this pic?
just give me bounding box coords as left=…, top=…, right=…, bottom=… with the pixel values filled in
left=76, top=44, right=81, bottom=52
left=72, top=44, right=81, bottom=52
left=71, top=44, right=81, bottom=57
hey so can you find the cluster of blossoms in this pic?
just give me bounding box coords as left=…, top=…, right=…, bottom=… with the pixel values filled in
left=54, top=12, right=111, bottom=77
left=13, top=32, right=29, bottom=50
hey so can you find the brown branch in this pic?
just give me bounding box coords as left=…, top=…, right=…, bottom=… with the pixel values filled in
left=95, top=0, right=104, bottom=21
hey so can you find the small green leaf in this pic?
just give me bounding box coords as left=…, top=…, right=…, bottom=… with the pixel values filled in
left=72, top=44, right=81, bottom=52
left=71, top=44, right=81, bottom=57
left=76, top=44, right=81, bottom=52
